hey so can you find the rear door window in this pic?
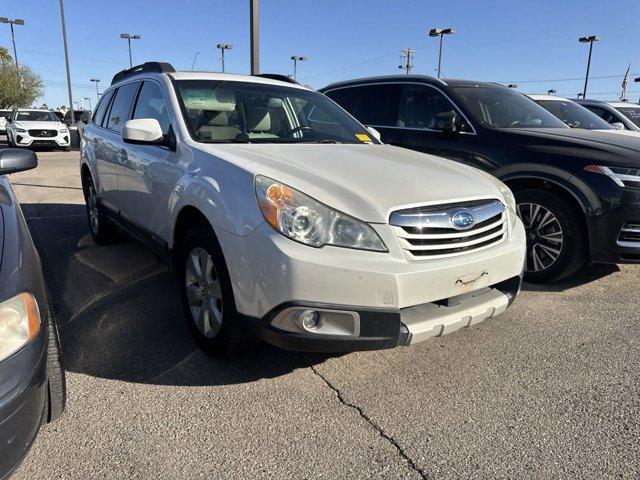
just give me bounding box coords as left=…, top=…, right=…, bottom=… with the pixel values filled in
left=106, top=82, right=140, bottom=133
left=92, top=90, right=114, bottom=127
left=348, top=84, right=393, bottom=126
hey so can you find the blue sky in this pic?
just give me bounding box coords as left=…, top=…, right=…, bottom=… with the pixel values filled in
left=2, top=0, right=639, bottom=109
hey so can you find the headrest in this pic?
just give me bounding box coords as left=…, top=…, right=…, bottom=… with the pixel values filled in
left=182, top=88, right=236, bottom=112
left=247, top=108, right=271, bottom=132
left=206, top=111, right=228, bottom=126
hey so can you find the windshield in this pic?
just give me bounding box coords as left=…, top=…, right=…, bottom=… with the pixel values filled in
left=536, top=99, right=613, bottom=130
left=174, top=80, right=378, bottom=144
left=452, top=85, right=567, bottom=129
left=16, top=110, right=59, bottom=122
left=614, top=106, right=640, bottom=128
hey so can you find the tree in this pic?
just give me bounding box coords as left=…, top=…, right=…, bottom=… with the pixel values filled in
left=0, top=46, right=43, bottom=108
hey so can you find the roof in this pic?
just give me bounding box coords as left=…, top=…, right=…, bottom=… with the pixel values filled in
left=527, top=94, right=574, bottom=101
left=15, top=108, right=51, bottom=112
left=320, top=75, right=500, bottom=91
left=574, top=98, right=640, bottom=107
left=168, top=71, right=309, bottom=90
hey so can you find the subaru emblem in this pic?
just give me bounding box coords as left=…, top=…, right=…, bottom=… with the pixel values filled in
left=451, top=210, right=476, bottom=230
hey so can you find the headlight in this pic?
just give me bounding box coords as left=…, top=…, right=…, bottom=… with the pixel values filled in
left=585, top=165, right=640, bottom=189
left=255, top=175, right=387, bottom=252
left=59, top=128, right=69, bottom=134
left=0, top=293, right=41, bottom=362
left=473, top=169, right=517, bottom=227
left=16, top=128, right=27, bottom=133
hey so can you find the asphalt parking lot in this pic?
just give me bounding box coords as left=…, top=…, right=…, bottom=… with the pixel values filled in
left=7, top=145, right=640, bottom=479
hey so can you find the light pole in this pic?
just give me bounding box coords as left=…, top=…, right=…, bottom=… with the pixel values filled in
left=429, top=27, right=455, bottom=79
left=90, top=78, right=101, bottom=101
left=84, top=97, right=92, bottom=110
left=0, top=17, right=25, bottom=76
left=250, top=0, right=259, bottom=75
left=291, top=55, right=307, bottom=80
left=579, top=35, right=599, bottom=99
left=191, top=51, right=200, bottom=71
left=120, top=33, right=141, bottom=68
left=217, top=43, right=233, bottom=73
left=58, top=0, right=75, bottom=124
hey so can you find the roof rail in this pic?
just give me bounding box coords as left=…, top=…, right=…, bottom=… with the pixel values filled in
left=255, top=73, right=299, bottom=85
left=111, top=62, right=175, bottom=85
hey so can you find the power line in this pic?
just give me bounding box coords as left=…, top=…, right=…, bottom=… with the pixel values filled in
left=398, top=48, right=415, bottom=74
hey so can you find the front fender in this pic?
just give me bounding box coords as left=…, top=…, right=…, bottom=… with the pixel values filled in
left=167, top=167, right=264, bottom=248
left=494, top=162, right=602, bottom=214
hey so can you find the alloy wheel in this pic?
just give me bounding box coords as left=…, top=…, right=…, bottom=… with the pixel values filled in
left=185, top=247, right=223, bottom=338
left=517, top=202, right=564, bottom=272
left=87, top=185, right=100, bottom=235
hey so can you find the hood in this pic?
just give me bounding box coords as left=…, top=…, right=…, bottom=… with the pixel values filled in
left=494, top=127, right=640, bottom=168
left=14, top=120, right=66, bottom=130
left=596, top=128, right=640, bottom=138
left=199, top=143, right=505, bottom=223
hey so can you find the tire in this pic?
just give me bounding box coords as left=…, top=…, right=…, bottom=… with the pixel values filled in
left=515, top=188, right=586, bottom=283
left=178, top=225, right=259, bottom=357
left=82, top=174, right=120, bottom=245
left=45, top=300, right=66, bottom=423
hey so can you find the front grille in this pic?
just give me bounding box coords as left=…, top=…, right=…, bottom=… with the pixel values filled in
left=28, top=129, right=58, bottom=138
left=618, top=223, right=640, bottom=246
left=390, top=199, right=507, bottom=259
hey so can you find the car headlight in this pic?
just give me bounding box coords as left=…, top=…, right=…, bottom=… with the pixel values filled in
left=59, top=128, right=69, bottom=134
left=473, top=169, right=517, bottom=227
left=585, top=165, right=640, bottom=189
left=15, top=128, right=27, bottom=133
left=255, top=175, right=387, bottom=252
left=0, top=293, right=41, bottom=362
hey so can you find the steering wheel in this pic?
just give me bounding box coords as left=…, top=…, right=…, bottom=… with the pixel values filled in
left=286, top=126, right=313, bottom=136
left=508, top=120, right=524, bottom=128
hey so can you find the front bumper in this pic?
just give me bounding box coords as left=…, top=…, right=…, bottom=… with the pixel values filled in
left=220, top=218, right=526, bottom=352
left=13, top=131, right=70, bottom=148
left=590, top=186, right=640, bottom=264
left=0, top=329, right=47, bottom=480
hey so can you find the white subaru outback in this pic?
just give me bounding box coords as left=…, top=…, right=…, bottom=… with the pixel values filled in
left=80, top=62, right=526, bottom=356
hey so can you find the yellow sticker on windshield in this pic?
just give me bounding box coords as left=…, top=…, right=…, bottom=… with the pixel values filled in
left=356, top=133, right=371, bottom=142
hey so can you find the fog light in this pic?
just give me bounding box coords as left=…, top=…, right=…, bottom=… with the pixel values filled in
left=298, top=310, right=320, bottom=331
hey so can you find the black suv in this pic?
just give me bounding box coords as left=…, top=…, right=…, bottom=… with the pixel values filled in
left=320, top=76, right=640, bottom=282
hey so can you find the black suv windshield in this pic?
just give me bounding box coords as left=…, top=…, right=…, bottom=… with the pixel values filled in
left=452, top=85, right=567, bottom=129
left=536, top=99, right=613, bottom=130
left=15, top=110, right=59, bottom=122
left=614, top=106, right=640, bottom=128
left=174, top=80, right=378, bottom=144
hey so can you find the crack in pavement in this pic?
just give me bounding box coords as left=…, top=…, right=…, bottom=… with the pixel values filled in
left=310, top=365, right=429, bottom=480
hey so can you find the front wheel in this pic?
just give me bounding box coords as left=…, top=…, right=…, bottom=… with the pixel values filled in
left=515, top=189, right=586, bottom=283
left=178, top=225, right=258, bottom=357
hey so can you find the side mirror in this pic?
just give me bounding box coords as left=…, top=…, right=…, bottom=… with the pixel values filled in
left=122, top=118, right=164, bottom=144
left=5, top=116, right=11, bottom=123
left=367, top=126, right=382, bottom=142
left=611, top=122, right=625, bottom=130
left=437, top=111, right=458, bottom=134
left=0, top=149, right=38, bottom=175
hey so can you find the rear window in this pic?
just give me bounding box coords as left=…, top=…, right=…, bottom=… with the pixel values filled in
left=614, top=106, right=640, bottom=128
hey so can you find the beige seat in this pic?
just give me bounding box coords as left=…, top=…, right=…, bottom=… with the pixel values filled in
left=246, top=108, right=279, bottom=139
left=197, top=111, right=241, bottom=141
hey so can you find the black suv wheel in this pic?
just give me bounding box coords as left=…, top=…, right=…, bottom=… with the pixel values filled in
left=515, top=189, right=586, bottom=283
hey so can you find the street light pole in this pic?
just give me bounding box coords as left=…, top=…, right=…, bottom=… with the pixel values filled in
left=0, top=17, right=25, bottom=76
left=90, top=78, right=100, bottom=101
left=84, top=97, right=92, bottom=110
left=579, top=35, right=599, bottom=99
left=217, top=43, right=233, bottom=73
left=58, top=0, right=75, bottom=125
left=250, top=0, right=259, bottom=75
left=120, top=33, right=141, bottom=68
left=429, top=27, right=455, bottom=79
left=291, top=55, right=307, bottom=80
left=191, top=51, right=200, bottom=71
